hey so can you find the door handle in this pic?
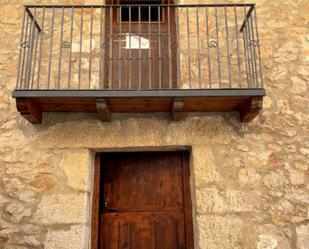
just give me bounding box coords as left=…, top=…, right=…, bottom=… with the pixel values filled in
left=105, top=207, right=118, bottom=212
left=104, top=201, right=118, bottom=212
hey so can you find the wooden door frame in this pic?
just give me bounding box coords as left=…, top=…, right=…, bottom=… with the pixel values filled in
left=91, top=151, right=194, bottom=249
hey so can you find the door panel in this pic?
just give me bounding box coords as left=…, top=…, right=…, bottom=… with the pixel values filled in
left=102, top=152, right=183, bottom=211
left=101, top=213, right=185, bottom=249
left=99, top=152, right=191, bottom=249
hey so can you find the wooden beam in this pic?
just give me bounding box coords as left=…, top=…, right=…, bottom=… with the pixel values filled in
left=96, top=98, right=111, bottom=122
left=239, top=96, right=263, bottom=122
left=171, top=98, right=184, bottom=121
left=16, top=98, right=42, bottom=124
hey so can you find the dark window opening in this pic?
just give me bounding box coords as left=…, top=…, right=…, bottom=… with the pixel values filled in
left=120, top=0, right=163, bottom=22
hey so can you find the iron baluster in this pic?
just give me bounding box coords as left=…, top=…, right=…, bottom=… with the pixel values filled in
left=254, top=7, right=263, bottom=88
left=78, top=7, right=84, bottom=89
left=47, top=7, right=55, bottom=89
left=224, top=6, right=232, bottom=88
left=186, top=7, right=192, bottom=88
left=89, top=7, right=94, bottom=88
left=68, top=7, right=74, bottom=89
left=118, top=6, right=122, bottom=90
left=205, top=6, right=211, bottom=88
left=57, top=7, right=65, bottom=89
left=36, top=7, right=45, bottom=89
left=234, top=6, right=242, bottom=88
left=16, top=8, right=26, bottom=89
left=99, top=7, right=103, bottom=89
left=215, top=6, right=222, bottom=88
left=25, top=8, right=37, bottom=89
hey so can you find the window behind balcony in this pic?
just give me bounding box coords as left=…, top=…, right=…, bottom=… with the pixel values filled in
left=104, top=0, right=178, bottom=90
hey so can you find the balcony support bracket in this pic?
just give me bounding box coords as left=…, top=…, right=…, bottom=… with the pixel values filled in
left=16, top=98, right=42, bottom=124
left=239, top=97, right=263, bottom=122
left=171, top=98, right=184, bottom=121
left=96, top=98, right=111, bottom=122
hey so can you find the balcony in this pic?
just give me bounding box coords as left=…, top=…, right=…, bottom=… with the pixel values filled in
left=12, top=3, right=265, bottom=124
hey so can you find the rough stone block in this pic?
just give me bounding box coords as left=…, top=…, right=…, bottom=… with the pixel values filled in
left=197, top=215, right=243, bottom=249
left=59, top=150, right=91, bottom=192
left=45, top=225, right=88, bottom=249
left=32, top=193, right=88, bottom=224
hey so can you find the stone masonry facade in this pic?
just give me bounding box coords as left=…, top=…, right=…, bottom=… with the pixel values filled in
left=0, top=0, right=308, bottom=248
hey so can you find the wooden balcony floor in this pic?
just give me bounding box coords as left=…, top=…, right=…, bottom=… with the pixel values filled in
left=12, top=89, right=265, bottom=124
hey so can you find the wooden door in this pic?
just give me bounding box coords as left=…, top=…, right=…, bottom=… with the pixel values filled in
left=104, top=1, right=178, bottom=90
left=99, top=151, right=193, bottom=249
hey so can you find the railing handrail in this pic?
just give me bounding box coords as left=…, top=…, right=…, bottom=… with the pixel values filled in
left=24, top=4, right=256, bottom=8
left=24, top=4, right=256, bottom=37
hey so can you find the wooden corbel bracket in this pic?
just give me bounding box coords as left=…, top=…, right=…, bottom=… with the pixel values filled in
left=16, top=98, right=42, bottom=124
left=239, top=96, right=263, bottom=122
left=96, top=98, right=111, bottom=122
left=171, top=97, right=184, bottom=121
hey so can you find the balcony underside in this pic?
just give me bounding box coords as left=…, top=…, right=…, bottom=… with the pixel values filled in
left=13, top=89, right=265, bottom=124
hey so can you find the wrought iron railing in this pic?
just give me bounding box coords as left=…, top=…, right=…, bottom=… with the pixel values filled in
left=16, top=4, right=263, bottom=91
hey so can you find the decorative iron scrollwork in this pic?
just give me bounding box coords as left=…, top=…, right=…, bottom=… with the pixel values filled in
left=62, top=42, right=71, bottom=48
left=249, top=40, right=259, bottom=47
left=209, top=40, right=217, bottom=48
left=21, top=41, right=30, bottom=48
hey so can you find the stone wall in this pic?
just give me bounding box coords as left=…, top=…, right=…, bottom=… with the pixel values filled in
left=0, top=0, right=308, bottom=249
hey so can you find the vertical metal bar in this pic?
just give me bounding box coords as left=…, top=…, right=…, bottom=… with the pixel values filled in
left=242, top=28, right=250, bottom=87
left=158, top=6, right=162, bottom=89
left=57, top=7, right=65, bottom=89
left=148, top=5, right=151, bottom=89
left=243, top=6, right=252, bottom=87
left=224, top=6, right=232, bottom=88
left=47, top=7, right=55, bottom=89
left=234, top=6, right=242, bottom=88
left=244, top=31, right=252, bottom=87
left=246, top=15, right=256, bottom=87
left=215, top=7, right=222, bottom=87
left=26, top=8, right=37, bottom=89
left=167, top=6, right=172, bottom=89
left=78, top=7, right=84, bottom=89
left=118, top=6, right=122, bottom=90
left=89, top=7, right=94, bottom=88
left=109, top=6, right=113, bottom=89
left=139, top=6, right=142, bottom=89
left=254, top=7, right=263, bottom=88
left=99, top=7, right=103, bottom=89
left=36, top=7, right=45, bottom=89
left=68, top=7, right=74, bottom=89
left=176, top=7, right=181, bottom=88
left=196, top=7, right=201, bottom=88
left=186, top=7, right=192, bottom=88
left=30, top=25, right=39, bottom=89
left=16, top=8, right=26, bottom=89
left=129, top=6, right=132, bottom=89
left=20, top=13, right=30, bottom=89
left=205, top=6, right=211, bottom=88
left=250, top=12, right=259, bottom=88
